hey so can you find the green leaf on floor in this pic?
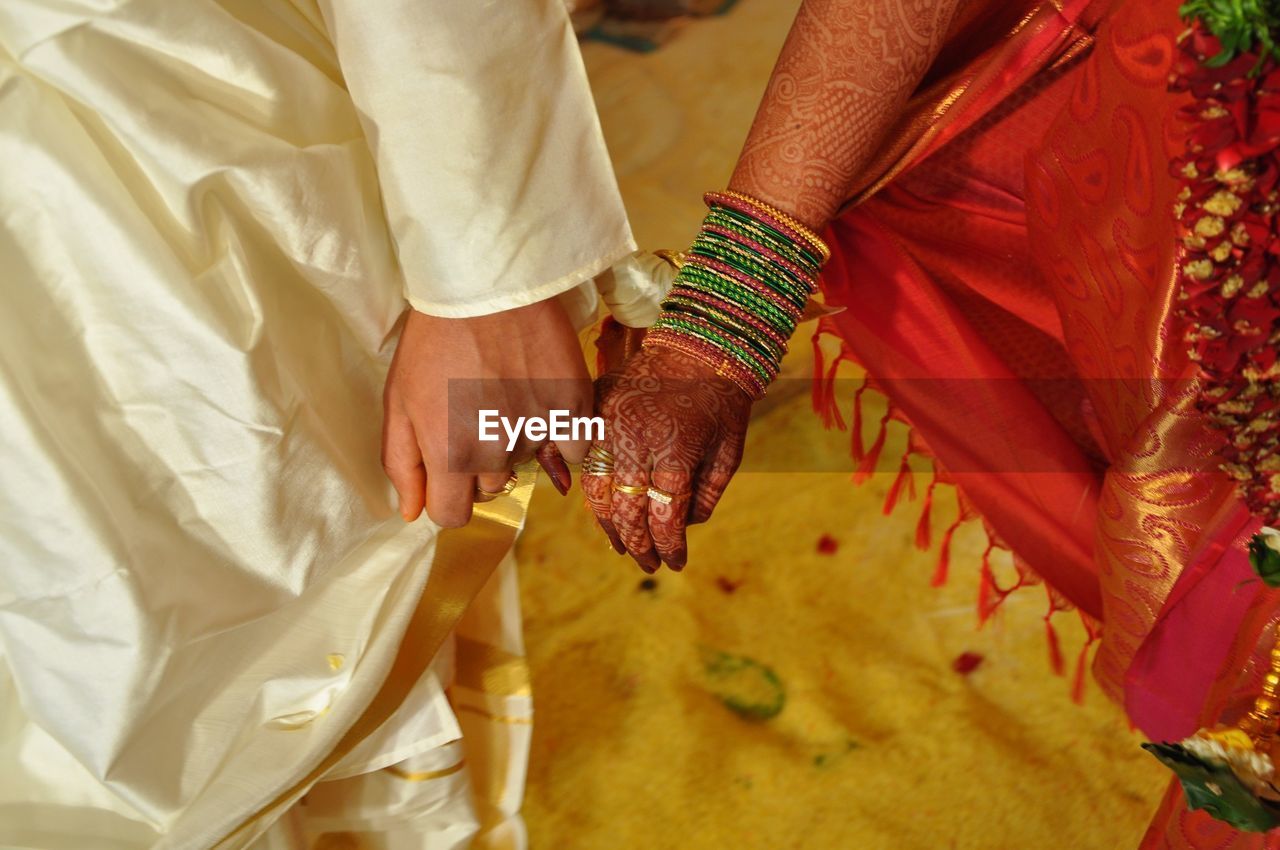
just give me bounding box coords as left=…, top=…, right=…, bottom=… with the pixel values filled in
left=700, top=648, right=786, bottom=721
left=813, top=739, right=861, bottom=769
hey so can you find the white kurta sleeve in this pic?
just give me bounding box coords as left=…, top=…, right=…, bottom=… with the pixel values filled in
left=318, top=0, right=636, bottom=317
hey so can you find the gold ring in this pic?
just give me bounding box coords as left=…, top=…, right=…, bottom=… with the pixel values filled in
left=583, top=445, right=616, bottom=478
left=474, top=471, right=519, bottom=503
left=611, top=482, right=649, bottom=497
left=646, top=486, right=689, bottom=505
left=586, top=445, right=615, bottom=463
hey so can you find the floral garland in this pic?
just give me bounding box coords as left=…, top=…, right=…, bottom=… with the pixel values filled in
left=1172, top=3, right=1280, bottom=524
left=1142, top=3, right=1280, bottom=834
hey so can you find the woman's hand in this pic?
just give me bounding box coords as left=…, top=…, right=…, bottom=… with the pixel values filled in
left=583, top=345, right=751, bottom=572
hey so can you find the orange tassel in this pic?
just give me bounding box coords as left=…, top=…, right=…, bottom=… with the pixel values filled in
left=976, top=541, right=999, bottom=624
left=824, top=355, right=847, bottom=431
left=850, top=377, right=870, bottom=462
left=811, top=330, right=827, bottom=419
left=1045, top=615, right=1066, bottom=677
left=810, top=324, right=850, bottom=431
left=882, top=453, right=916, bottom=515
left=854, top=409, right=890, bottom=484
left=916, top=475, right=937, bottom=551
left=1071, top=643, right=1090, bottom=703
left=931, top=515, right=963, bottom=587
left=1071, top=615, right=1100, bottom=704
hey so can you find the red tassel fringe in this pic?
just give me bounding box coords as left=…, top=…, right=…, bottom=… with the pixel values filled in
left=931, top=515, right=964, bottom=588
left=1072, top=614, right=1101, bottom=704
left=854, top=409, right=891, bottom=485
left=811, top=332, right=849, bottom=430
left=850, top=377, right=870, bottom=462
left=916, top=476, right=937, bottom=551
left=882, top=453, right=916, bottom=515
left=976, top=541, right=998, bottom=624
left=1045, top=614, right=1066, bottom=677
left=809, top=322, right=1093, bottom=702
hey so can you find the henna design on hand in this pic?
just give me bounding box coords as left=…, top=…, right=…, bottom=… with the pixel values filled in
left=585, top=346, right=751, bottom=572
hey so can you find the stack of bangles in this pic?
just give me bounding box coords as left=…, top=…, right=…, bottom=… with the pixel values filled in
left=643, top=190, right=831, bottom=399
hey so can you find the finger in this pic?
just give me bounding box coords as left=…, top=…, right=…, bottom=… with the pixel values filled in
left=471, top=423, right=515, bottom=493
left=535, top=443, right=571, bottom=496
left=580, top=449, right=624, bottom=554
left=505, top=434, right=541, bottom=468
left=611, top=458, right=659, bottom=574
left=476, top=466, right=516, bottom=496
left=648, top=466, right=695, bottom=571
left=555, top=437, right=591, bottom=465
left=598, top=517, right=626, bottom=555
left=424, top=447, right=475, bottom=528
left=382, top=404, right=426, bottom=521
left=554, top=387, right=596, bottom=464
left=580, top=448, right=612, bottom=517
left=690, top=434, right=744, bottom=525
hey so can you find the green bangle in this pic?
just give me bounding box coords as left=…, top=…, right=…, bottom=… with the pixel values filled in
left=675, top=267, right=800, bottom=330
left=689, top=242, right=811, bottom=303
left=651, top=315, right=774, bottom=382
left=696, top=232, right=815, bottom=295
left=704, top=208, right=822, bottom=271
left=662, top=298, right=786, bottom=364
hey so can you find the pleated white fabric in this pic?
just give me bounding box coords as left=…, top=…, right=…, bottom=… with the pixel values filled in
left=0, top=2, right=647, bottom=847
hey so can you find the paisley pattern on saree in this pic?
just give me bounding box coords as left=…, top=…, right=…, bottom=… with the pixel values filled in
left=1027, top=0, right=1244, bottom=703
left=817, top=0, right=1280, bottom=842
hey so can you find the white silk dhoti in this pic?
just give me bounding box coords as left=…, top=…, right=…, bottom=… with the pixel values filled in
left=0, top=2, right=644, bottom=848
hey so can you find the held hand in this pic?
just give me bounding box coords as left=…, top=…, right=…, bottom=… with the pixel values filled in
left=382, top=299, right=591, bottom=527
left=583, top=345, right=751, bottom=572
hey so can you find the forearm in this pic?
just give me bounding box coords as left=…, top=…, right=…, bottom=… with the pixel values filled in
left=729, top=0, right=965, bottom=230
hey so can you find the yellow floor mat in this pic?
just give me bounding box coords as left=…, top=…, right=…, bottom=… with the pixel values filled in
left=516, top=3, right=1172, bottom=846
left=517, top=380, right=1168, bottom=849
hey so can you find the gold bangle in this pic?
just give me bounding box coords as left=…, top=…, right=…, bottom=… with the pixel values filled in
left=640, top=334, right=765, bottom=399
left=705, top=209, right=815, bottom=269
left=718, top=189, right=831, bottom=265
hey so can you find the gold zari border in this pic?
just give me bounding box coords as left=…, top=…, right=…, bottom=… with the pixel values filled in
left=215, top=465, right=538, bottom=848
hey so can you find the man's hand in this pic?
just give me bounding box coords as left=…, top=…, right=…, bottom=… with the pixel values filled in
left=383, top=298, right=591, bottom=527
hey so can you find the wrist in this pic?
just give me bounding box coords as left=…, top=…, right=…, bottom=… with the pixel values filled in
left=725, top=174, right=836, bottom=234
left=644, top=189, right=830, bottom=400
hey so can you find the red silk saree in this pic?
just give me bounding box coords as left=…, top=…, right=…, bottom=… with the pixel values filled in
left=816, top=0, right=1280, bottom=843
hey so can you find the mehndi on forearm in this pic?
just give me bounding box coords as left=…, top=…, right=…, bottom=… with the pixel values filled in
left=641, top=0, right=963, bottom=399
left=729, top=0, right=965, bottom=230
